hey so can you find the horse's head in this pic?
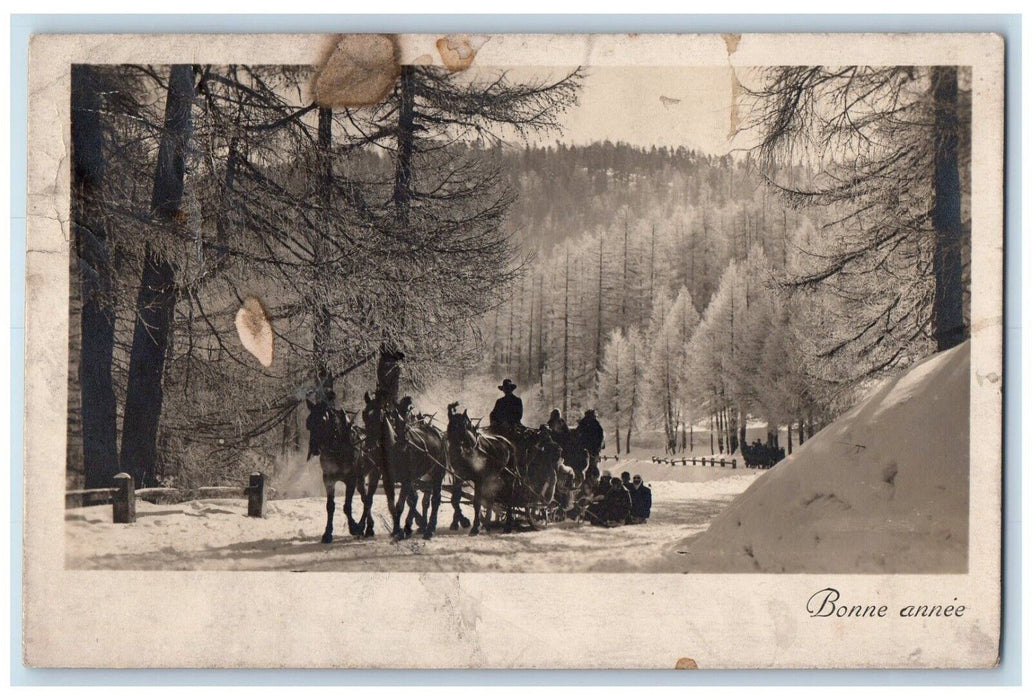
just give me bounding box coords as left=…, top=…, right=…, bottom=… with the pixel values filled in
left=531, top=429, right=568, bottom=473
left=446, top=403, right=476, bottom=452
left=306, top=396, right=332, bottom=459
left=307, top=396, right=360, bottom=461
left=362, top=391, right=396, bottom=451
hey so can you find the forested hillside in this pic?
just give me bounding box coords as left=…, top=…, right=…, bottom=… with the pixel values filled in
left=479, top=143, right=823, bottom=454
left=66, top=64, right=971, bottom=489
left=481, top=131, right=970, bottom=456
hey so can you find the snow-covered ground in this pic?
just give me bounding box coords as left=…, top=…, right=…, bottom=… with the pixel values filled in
left=675, top=341, right=970, bottom=574
left=69, top=342, right=967, bottom=574
left=66, top=462, right=758, bottom=571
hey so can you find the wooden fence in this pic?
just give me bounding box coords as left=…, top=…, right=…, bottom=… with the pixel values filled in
left=651, top=456, right=738, bottom=469
left=65, top=472, right=270, bottom=523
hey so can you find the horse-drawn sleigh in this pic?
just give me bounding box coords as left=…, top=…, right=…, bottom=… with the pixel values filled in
left=305, top=391, right=585, bottom=543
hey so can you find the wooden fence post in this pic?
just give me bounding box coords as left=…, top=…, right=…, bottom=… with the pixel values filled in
left=248, top=472, right=266, bottom=518
left=113, top=473, right=135, bottom=524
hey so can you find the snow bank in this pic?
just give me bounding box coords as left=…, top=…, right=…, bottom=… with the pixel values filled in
left=66, top=472, right=758, bottom=571
left=676, top=341, right=970, bottom=574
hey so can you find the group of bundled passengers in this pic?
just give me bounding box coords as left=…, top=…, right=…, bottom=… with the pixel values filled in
left=307, top=345, right=654, bottom=538
left=487, top=378, right=652, bottom=527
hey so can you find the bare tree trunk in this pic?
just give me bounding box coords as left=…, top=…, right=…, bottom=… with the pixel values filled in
left=782, top=209, right=789, bottom=267
left=537, top=270, right=546, bottom=382
left=647, top=224, right=656, bottom=328
left=507, top=290, right=515, bottom=374
left=787, top=421, right=793, bottom=455
left=626, top=351, right=638, bottom=453
left=621, top=214, right=629, bottom=328
left=495, top=307, right=503, bottom=373
left=393, top=65, right=416, bottom=225
left=613, top=344, right=621, bottom=454
left=663, top=355, right=675, bottom=452
left=594, top=234, right=604, bottom=390
left=525, top=273, right=533, bottom=384
left=313, top=106, right=333, bottom=381
left=214, top=136, right=237, bottom=265
left=562, top=248, right=570, bottom=416
left=121, top=64, right=194, bottom=487
left=930, top=66, right=965, bottom=351
left=72, top=65, right=120, bottom=488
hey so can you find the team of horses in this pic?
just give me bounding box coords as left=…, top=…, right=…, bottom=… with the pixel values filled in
left=306, top=391, right=590, bottom=543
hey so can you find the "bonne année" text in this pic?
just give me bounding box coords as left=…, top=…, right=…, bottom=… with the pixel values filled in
left=806, top=587, right=966, bottom=619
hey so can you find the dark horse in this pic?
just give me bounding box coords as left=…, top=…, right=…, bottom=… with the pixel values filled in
left=446, top=402, right=516, bottom=535
left=550, top=424, right=591, bottom=478
left=498, top=427, right=579, bottom=531
left=306, top=397, right=378, bottom=543
left=362, top=392, right=448, bottom=540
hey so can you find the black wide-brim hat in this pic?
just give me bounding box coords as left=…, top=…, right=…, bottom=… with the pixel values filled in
left=498, top=379, right=517, bottom=392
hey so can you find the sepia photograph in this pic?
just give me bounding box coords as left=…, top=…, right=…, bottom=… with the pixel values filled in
left=23, top=32, right=1004, bottom=668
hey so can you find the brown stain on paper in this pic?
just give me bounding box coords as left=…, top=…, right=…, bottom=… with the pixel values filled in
left=675, top=657, right=699, bottom=669
left=313, top=34, right=400, bottom=108
left=235, top=295, right=274, bottom=367
left=436, top=34, right=489, bottom=72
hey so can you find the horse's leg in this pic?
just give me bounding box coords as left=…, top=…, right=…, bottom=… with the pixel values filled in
left=344, top=474, right=362, bottom=537
left=391, top=476, right=408, bottom=540
left=361, top=469, right=379, bottom=538
left=450, top=478, right=467, bottom=530
left=470, top=483, right=483, bottom=536
left=408, top=480, right=427, bottom=534
left=484, top=498, right=497, bottom=532
left=321, top=476, right=336, bottom=544
left=379, top=454, right=405, bottom=540
left=418, top=487, right=431, bottom=534
left=424, top=472, right=443, bottom=540
left=402, top=481, right=418, bottom=538
left=405, top=478, right=427, bottom=536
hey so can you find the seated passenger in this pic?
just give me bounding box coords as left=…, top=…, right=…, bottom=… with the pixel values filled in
left=629, top=474, right=652, bottom=523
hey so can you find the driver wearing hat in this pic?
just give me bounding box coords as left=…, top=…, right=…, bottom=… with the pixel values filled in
left=489, top=378, right=524, bottom=432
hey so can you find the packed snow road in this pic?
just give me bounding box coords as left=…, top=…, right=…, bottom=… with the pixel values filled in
left=65, top=463, right=758, bottom=572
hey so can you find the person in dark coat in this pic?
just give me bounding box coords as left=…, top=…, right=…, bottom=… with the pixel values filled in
left=629, top=474, right=652, bottom=523
left=585, top=476, right=612, bottom=526
left=489, top=379, right=524, bottom=431
left=546, top=408, right=569, bottom=438
left=577, top=410, right=605, bottom=470
left=376, top=344, right=405, bottom=407
left=605, top=476, right=632, bottom=526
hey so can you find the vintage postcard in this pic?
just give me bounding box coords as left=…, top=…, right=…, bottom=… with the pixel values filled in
left=23, top=32, right=1003, bottom=668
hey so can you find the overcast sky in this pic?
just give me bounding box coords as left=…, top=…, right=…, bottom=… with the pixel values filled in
left=512, top=65, right=751, bottom=155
